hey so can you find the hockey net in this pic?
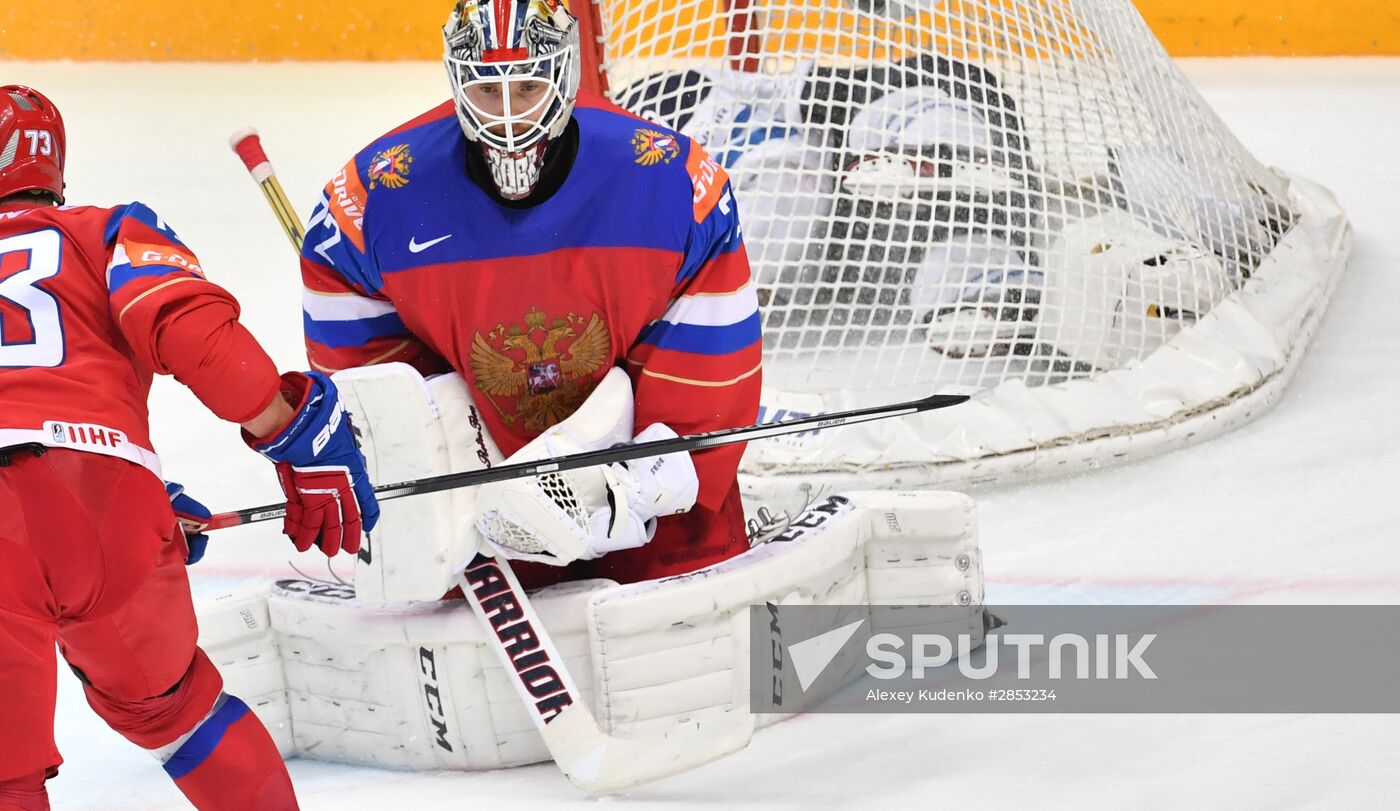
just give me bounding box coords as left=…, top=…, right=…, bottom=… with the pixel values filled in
left=575, top=0, right=1351, bottom=506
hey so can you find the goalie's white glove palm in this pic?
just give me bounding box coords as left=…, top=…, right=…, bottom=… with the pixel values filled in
left=476, top=422, right=698, bottom=565
left=472, top=367, right=699, bottom=566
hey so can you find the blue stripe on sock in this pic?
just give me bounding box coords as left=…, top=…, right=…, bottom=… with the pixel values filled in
left=162, top=695, right=251, bottom=779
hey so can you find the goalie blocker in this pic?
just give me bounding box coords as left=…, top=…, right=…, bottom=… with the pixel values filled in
left=197, top=364, right=984, bottom=771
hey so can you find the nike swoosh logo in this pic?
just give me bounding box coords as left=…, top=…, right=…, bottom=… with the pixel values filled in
left=409, top=234, right=452, bottom=253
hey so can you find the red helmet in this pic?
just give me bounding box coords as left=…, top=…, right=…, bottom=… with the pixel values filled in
left=0, top=85, right=67, bottom=203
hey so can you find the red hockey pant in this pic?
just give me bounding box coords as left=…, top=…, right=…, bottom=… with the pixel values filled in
left=0, top=449, right=223, bottom=782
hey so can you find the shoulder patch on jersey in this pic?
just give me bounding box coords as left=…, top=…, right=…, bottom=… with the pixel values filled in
left=328, top=160, right=370, bottom=253
left=122, top=241, right=206, bottom=277
left=367, top=144, right=414, bottom=190
left=631, top=128, right=681, bottom=167
left=685, top=139, right=730, bottom=223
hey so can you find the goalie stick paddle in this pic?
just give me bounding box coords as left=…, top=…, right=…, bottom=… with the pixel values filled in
left=205, top=391, right=968, bottom=530
left=224, top=127, right=962, bottom=792
left=454, top=553, right=754, bottom=792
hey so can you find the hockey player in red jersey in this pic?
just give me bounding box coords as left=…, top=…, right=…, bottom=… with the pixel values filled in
left=298, top=0, right=761, bottom=587
left=0, top=86, right=379, bottom=810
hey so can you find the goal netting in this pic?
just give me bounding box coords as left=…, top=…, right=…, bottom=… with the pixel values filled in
left=576, top=0, right=1351, bottom=508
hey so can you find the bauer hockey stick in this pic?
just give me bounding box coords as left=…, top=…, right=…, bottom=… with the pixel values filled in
left=206, top=390, right=966, bottom=529
left=224, top=128, right=962, bottom=792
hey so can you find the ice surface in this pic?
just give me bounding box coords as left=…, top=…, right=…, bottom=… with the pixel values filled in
left=3, top=58, right=1396, bottom=809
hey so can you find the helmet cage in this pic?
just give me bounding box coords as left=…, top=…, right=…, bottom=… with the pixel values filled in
left=443, top=5, right=581, bottom=154
left=446, top=48, right=577, bottom=154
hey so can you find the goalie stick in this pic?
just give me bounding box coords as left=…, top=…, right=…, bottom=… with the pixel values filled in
left=228, top=127, right=304, bottom=249
left=455, top=550, right=754, bottom=792
left=224, top=127, right=964, bottom=792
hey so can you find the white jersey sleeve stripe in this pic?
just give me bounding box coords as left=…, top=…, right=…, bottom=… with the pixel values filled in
left=659, top=280, right=759, bottom=328
left=302, top=287, right=398, bottom=321
left=105, top=242, right=129, bottom=288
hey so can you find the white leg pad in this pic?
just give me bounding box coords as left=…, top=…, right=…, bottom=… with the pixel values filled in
left=202, top=576, right=616, bottom=770
left=332, top=364, right=500, bottom=604
left=586, top=490, right=983, bottom=735
left=199, top=490, right=982, bottom=771
left=195, top=588, right=294, bottom=755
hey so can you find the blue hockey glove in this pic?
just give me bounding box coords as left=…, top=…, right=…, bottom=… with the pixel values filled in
left=166, top=481, right=211, bottom=565
left=244, top=371, right=379, bottom=557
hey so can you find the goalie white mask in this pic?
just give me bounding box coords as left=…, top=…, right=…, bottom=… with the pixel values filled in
left=443, top=0, right=581, bottom=200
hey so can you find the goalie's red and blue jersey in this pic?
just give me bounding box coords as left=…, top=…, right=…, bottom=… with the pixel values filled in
left=0, top=202, right=260, bottom=477
left=299, top=92, right=761, bottom=513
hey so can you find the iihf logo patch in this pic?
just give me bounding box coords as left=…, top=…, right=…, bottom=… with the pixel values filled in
left=368, top=144, right=414, bottom=189
left=631, top=128, right=680, bottom=166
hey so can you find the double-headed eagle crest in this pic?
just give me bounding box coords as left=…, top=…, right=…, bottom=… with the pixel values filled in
left=470, top=306, right=612, bottom=432
left=368, top=144, right=414, bottom=190
left=631, top=128, right=680, bottom=166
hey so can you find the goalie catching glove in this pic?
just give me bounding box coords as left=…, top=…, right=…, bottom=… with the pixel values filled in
left=473, top=367, right=699, bottom=566
left=244, top=371, right=380, bottom=557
